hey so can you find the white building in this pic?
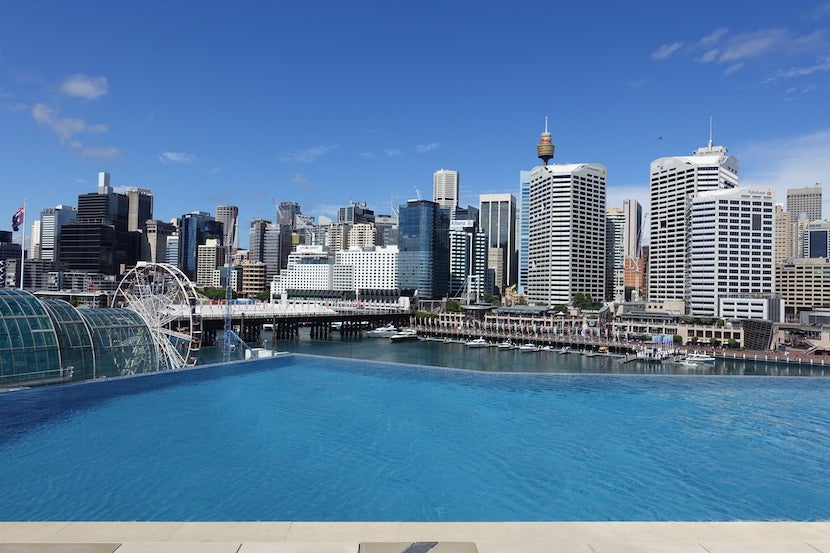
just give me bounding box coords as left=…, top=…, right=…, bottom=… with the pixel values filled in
left=335, top=246, right=399, bottom=291
left=786, top=185, right=822, bottom=222
left=527, top=163, right=607, bottom=306
left=448, top=220, right=487, bottom=302
left=687, top=187, right=774, bottom=318
left=196, top=238, right=225, bottom=288
left=433, top=169, right=459, bottom=210
left=649, top=141, right=738, bottom=305
left=271, top=245, right=334, bottom=296
left=37, top=205, right=77, bottom=262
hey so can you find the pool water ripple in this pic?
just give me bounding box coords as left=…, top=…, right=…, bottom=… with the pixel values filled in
left=0, top=354, right=828, bottom=521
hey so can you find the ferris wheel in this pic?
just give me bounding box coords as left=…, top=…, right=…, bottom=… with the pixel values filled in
left=113, top=263, right=202, bottom=370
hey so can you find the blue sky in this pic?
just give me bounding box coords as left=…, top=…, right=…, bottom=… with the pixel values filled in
left=2, top=1, right=829, bottom=248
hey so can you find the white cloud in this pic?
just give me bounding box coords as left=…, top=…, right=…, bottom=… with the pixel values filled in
left=280, top=144, right=338, bottom=163
left=360, top=151, right=377, bottom=160
left=697, top=49, right=720, bottom=64
left=695, top=28, right=729, bottom=49
left=159, top=151, right=197, bottom=164
left=416, top=142, right=440, bottom=153
left=763, top=55, right=830, bottom=83
left=384, top=148, right=402, bottom=158
left=718, top=29, right=786, bottom=62
left=724, top=62, right=744, bottom=75
left=651, top=42, right=683, bottom=60
left=740, top=130, right=830, bottom=212
left=61, top=74, right=108, bottom=99
left=32, top=103, right=108, bottom=145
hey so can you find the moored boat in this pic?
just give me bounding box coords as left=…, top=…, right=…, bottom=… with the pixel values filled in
left=389, top=329, right=418, bottom=342
left=466, top=337, right=489, bottom=348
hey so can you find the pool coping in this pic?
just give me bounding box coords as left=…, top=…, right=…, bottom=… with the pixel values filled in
left=1, top=522, right=829, bottom=552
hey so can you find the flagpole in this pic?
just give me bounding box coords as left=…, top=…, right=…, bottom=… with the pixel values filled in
left=19, top=200, right=26, bottom=291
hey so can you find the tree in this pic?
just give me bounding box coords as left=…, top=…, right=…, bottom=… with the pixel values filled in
left=673, top=335, right=683, bottom=344
left=572, top=292, right=602, bottom=310
left=445, top=300, right=462, bottom=312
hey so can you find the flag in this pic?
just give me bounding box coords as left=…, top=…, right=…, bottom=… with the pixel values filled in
left=11, top=205, right=24, bottom=232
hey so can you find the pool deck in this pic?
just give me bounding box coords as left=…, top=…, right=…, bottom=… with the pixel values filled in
left=0, top=522, right=829, bottom=552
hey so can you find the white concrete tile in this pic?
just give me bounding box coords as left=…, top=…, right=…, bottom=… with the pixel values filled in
left=806, top=542, right=830, bottom=553
left=285, top=523, right=400, bottom=542
left=239, top=543, right=358, bottom=553
left=476, top=541, right=594, bottom=553
left=169, top=522, right=291, bottom=541
left=49, top=523, right=182, bottom=542
left=504, top=522, right=617, bottom=542
left=0, top=522, right=71, bottom=542
left=699, top=542, right=821, bottom=553
left=114, top=543, right=241, bottom=553
left=396, top=523, right=510, bottom=542
left=590, top=542, right=708, bottom=553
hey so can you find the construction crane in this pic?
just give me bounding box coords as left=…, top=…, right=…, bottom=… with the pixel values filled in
left=414, top=186, right=422, bottom=201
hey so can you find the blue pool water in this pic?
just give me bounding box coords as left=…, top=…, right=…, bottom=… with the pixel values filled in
left=0, top=354, right=828, bottom=521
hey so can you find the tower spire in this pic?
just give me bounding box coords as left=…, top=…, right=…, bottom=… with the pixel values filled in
left=537, top=116, right=555, bottom=166
left=708, top=115, right=713, bottom=149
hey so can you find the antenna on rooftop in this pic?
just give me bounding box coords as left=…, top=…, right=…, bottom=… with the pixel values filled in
left=708, top=115, right=713, bottom=149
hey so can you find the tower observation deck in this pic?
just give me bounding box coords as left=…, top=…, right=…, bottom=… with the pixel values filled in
left=537, top=116, right=555, bottom=166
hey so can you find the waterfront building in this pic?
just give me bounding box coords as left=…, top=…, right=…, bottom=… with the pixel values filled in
left=448, top=219, right=487, bottom=302
left=687, top=187, right=775, bottom=318
left=606, top=207, right=625, bottom=301
left=215, top=205, right=239, bottom=252
left=527, top=162, right=607, bottom=306
left=0, top=289, right=157, bottom=386
left=398, top=199, right=449, bottom=300
left=433, top=169, right=460, bottom=210
left=787, top=185, right=822, bottom=221
left=177, top=211, right=223, bottom=280
left=775, top=257, right=830, bottom=319
left=518, top=170, right=530, bottom=294
left=334, top=246, right=399, bottom=292
left=479, top=193, right=517, bottom=295
left=648, top=140, right=738, bottom=305
left=271, top=245, right=334, bottom=296
left=37, top=205, right=76, bottom=262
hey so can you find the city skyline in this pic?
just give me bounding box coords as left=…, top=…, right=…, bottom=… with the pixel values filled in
left=2, top=1, right=830, bottom=235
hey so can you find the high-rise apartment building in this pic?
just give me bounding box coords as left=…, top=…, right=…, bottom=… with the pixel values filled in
left=196, top=238, right=225, bottom=288
left=348, top=223, right=377, bottom=248
left=687, top=187, right=774, bottom=317
left=605, top=207, right=625, bottom=301
left=773, top=205, right=794, bottom=263
left=433, top=169, right=460, bottom=210
left=37, top=205, right=76, bottom=262
left=479, top=193, right=517, bottom=295
left=448, top=219, right=487, bottom=302
left=215, top=205, right=239, bottom=251
left=528, top=163, right=607, bottom=306
left=648, top=141, right=738, bottom=304
left=398, top=199, right=449, bottom=299
left=518, top=170, right=531, bottom=294
left=787, top=185, right=822, bottom=221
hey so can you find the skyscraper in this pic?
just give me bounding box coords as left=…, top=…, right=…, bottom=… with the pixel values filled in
left=448, top=219, right=487, bottom=302
left=518, top=170, right=530, bottom=294
left=126, top=188, right=153, bottom=232
left=215, top=205, right=239, bottom=251
left=397, top=199, right=449, bottom=299
left=605, top=207, right=625, bottom=301
left=687, top=187, right=774, bottom=317
left=648, top=140, right=738, bottom=304
left=528, top=163, right=607, bottom=306
left=177, top=211, right=223, bottom=280
left=433, top=170, right=460, bottom=210
left=479, top=193, right=517, bottom=295
left=37, top=205, right=76, bottom=262
left=787, top=185, right=822, bottom=221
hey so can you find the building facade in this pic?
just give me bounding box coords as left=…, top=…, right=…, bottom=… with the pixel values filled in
left=398, top=199, right=449, bottom=300
left=448, top=219, right=487, bottom=302
left=786, top=185, right=822, bottom=221
left=527, top=163, right=607, bottom=306
left=648, top=141, right=739, bottom=305
left=479, top=193, right=517, bottom=295
left=432, top=169, right=459, bottom=210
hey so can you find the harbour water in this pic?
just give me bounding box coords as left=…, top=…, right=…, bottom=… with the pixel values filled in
left=242, top=327, right=830, bottom=377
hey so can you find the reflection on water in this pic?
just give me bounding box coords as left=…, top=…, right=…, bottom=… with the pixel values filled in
left=201, top=327, right=830, bottom=377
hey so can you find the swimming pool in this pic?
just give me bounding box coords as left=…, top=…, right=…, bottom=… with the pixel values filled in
left=0, top=354, right=828, bottom=521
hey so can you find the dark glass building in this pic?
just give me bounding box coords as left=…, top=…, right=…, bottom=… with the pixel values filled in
left=398, top=199, right=449, bottom=300
left=178, top=212, right=224, bottom=280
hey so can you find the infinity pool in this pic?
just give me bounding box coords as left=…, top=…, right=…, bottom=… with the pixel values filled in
left=0, top=354, right=828, bottom=521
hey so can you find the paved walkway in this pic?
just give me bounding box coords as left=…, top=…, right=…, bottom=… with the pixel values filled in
left=0, top=522, right=829, bottom=552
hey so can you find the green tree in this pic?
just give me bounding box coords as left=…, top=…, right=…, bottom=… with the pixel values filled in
left=572, top=292, right=601, bottom=310
left=673, top=334, right=683, bottom=344
left=445, top=300, right=462, bottom=312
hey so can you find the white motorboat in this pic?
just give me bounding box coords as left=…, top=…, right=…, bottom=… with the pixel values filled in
left=368, top=324, right=398, bottom=337
left=518, top=344, right=539, bottom=352
left=684, top=351, right=716, bottom=363
left=466, top=337, right=490, bottom=348
left=389, top=329, right=418, bottom=342
left=496, top=340, right=514, bottom=349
